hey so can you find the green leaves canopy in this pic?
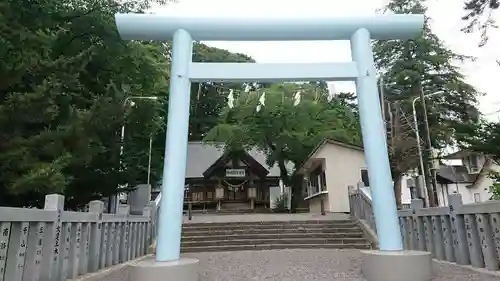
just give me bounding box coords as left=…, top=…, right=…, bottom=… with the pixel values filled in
left=462, top=0, right=499, bottom=46
left=0, top=0, right=250, bottom=208
left=204, top=83, right=361, bottom=180
left=374, top=0, right=481, bottom=152
left=0, top=0, right=172, bottom=208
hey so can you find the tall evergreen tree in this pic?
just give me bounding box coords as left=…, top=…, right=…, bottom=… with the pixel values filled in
left=189, top=43, right=254, bottom=141
left=462, top=0, right=499, bottom=47
left=458, top=1, right=500, bottom=198
left=374, top=0, right=481, bottom=206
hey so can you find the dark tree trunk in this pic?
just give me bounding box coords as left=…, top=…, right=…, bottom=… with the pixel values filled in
left=277, top=158, right=290, bottom=186
left=393, top=173, right=403, bottom=209
left=290, top=174, right=304, bottom=213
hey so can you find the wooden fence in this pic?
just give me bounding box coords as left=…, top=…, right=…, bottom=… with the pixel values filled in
left=349, top=183, right=500, bottom=271
left=0, top=194, right=156, bottom=281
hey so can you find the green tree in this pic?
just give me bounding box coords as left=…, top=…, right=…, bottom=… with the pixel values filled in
left=374, top=0, right=481, bottom=205
left=189, top=43, right=254, bottom=140
left=462, top=0, right=499, bottom=47
left=385, top=101, right=421, bottom=208
left=204, top=83, right=361, bottom=210
left=0, top=0, right=169, bottom=208
left=459, top=0, right=500, bottom=199
left=0, top=0, right=263, bottom=208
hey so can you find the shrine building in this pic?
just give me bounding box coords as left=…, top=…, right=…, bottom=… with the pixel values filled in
left=181, top=142, right=291, bottom=212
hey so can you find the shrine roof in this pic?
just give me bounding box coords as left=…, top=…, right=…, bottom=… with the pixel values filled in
left=185, top=142, right=293, bottom=179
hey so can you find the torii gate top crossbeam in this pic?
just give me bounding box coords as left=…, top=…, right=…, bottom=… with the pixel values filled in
left=115, top=14, right=424, bottom=41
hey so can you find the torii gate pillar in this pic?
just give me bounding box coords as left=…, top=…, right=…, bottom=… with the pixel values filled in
left=116, top=14, right=432, bottom=281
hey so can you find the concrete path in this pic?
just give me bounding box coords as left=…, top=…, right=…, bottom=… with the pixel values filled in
left=184, top=249, right=500, bottom=281
left=183, top=213, right=351, bottom=224
left=103, top=249, right=500, bottom=281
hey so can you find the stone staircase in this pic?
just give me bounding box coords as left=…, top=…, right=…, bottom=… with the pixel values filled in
left=180, top=219, right=372, bottom=253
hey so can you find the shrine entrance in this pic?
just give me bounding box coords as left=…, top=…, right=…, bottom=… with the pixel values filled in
left=225, top=181, right=247, bottom=201
left=115, top=14, right=426, bottom=281
left=185, top=148, right=276, bottom=212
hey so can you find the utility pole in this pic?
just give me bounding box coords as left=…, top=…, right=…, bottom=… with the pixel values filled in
left=392, top=101, right=401, bottom=207
left=379, top=78, right=385, bottom=120
left=418, top=85, right=438, bottom=206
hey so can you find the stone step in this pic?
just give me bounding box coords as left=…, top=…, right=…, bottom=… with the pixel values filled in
left=183, top=220, right=356, bottom=228
left=182, top=222, right=358, bottom=232
left=182, top=232, right=365, bottom=241
left=181, top=237, right=369, bottom=247
left=180, top=243, right=372, bottom=253
left=182, top=227, right=363, bottom=236
left=193, top=209, right=273, bottom=214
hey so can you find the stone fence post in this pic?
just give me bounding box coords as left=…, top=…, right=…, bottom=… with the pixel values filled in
left=142, top=206, right=152, bottom=254
left=40, top=194, right=64, bottom=281
left=448, top=194, right=470, bottom=265
left=88, top=200, right=104, bottom=272
left=118, top=205, right=130, bottom=263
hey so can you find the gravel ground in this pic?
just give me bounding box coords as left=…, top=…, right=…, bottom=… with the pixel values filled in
left=183, top=249, right=500, bottom=281
left=101, top=249, right=500, bottom=281
left=185, top=249, right=363, bottom=281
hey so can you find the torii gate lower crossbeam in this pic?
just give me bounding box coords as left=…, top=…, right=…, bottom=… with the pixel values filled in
left=115, top=14, right=432, bottom=281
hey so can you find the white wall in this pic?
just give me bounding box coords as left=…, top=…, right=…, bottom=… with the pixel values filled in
left=461, top=154, right=486, bottom=174
left=463, top=184, right=491, bottom=203
left=437, top=182, right=492, bottom=206
left=467, top=168, right=494, bottom=203
left=303, top=143, right=415, bottom=213
left=309, top=194, right=329, bottom=213
left=316, top=144, right=366, bottom=213
left=361, top=175, right=412, bottom=205
left=400, top=175, right=412, bottom=204
left=439, top=154, right=496, bottom=205
left=435, top=153, right=497, bottom=206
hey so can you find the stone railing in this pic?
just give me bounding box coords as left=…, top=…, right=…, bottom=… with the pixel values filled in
left=399, top=194, right=500, bottom=270
left=348, top=184, right=377, bottom=235
left=349, top=183, right=500, bottom=271
left=0, top=194, right=155, bottom=281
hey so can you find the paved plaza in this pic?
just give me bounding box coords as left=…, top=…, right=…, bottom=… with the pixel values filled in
left=105, top=249, right=500, bottom=281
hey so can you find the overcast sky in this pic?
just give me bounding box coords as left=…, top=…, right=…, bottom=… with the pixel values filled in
left=152, top=0, right=500, bottom=120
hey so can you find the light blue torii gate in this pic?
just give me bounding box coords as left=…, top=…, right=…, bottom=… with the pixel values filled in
left=116, top=14, right=429, bottom=281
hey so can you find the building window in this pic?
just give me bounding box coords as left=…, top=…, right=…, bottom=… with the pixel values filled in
left=468, top=155, right=479, bottom=173
left=320, top=172, right=327, bottom=192
left=443, top=184, right=449, bottom=206
left=307, top=165, right=325, bottom=196
left=361, top=169, right=369, bottom=187
left=433, top=188, right=439, bottom=206
left=410, top=187, right=417, bottom=200
left=474, top=193, right=481, bottom=203
left=309, top=174, right=319, bottom=195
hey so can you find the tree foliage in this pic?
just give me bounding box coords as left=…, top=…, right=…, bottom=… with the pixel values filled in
left=0, top=0, right=173, bottom=208
left=376, top=0, right=480, bottom=149
left=205, top=84, right=360, bottom=175
left=462, top=0, right=499, bottom=47
left=204, top=83, right=361, bottom=209
left=386, top=101, right=421, bottom=207
left=456, top=118, right=500, bottom=165
left=459, top=0, right=500, bottom=196
left=189, top=43, right=254, bottom=140
left=0, top=0, right=254, bottom=208
left=375, top=0, right=481, bottom=205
